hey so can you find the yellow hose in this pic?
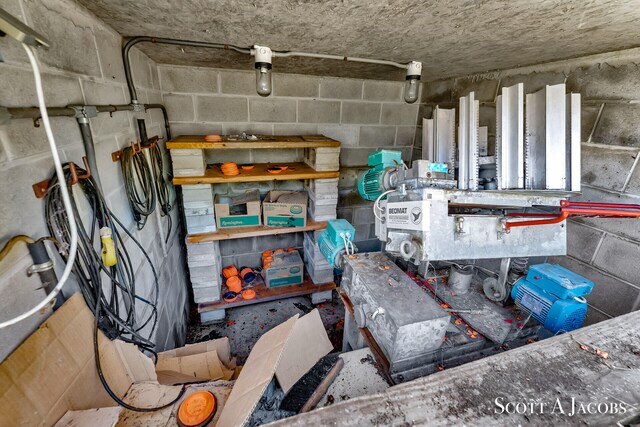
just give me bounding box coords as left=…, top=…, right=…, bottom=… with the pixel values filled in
left=0, top=235, right=35, bottom=263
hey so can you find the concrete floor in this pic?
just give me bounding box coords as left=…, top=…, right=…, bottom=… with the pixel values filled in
left=186, top=291, right=345, bottom=364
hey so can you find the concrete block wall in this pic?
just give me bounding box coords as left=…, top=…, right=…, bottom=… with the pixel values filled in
left=159, top=65, right=421, bottom=253
left=0, top=0, right=188, bottom=359
left=418, top=49, right=640, bottom=323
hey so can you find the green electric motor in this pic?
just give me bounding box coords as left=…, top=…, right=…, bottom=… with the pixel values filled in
left=357, top=149, right=403, bottom=201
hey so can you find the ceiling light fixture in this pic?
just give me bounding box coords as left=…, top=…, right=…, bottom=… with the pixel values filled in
left=404, top=61, right=422, bottom=104
left=252, top=45, right=272, bottom=97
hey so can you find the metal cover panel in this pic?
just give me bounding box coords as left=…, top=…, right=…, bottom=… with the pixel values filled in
left=343, top=252, right=449, bottom=363
left=496, top=83, right=524, bottom=189
left=458, top=93, right=479, bottom=190
left=545, top=84, right=567, bottom=189
left=525, top=88, right=546, bottom=189
left=422, top=117, right=433, bottom=161
left=567, top=93, right=581, bottom=191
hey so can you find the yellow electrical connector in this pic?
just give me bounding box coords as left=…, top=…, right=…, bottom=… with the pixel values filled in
left=100, top=227, right=117, bottom=267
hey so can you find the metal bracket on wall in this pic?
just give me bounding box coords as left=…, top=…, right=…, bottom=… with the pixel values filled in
left=31, top=156, right=91, bottom=198
left=111, top=136, right=158, bottom=162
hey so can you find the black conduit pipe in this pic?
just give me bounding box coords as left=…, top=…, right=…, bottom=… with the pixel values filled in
left=78, top=119, right=102, bottom=187
left=122, top=36, right=251, bottom=104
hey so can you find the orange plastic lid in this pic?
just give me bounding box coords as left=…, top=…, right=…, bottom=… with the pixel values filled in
left=274, top=248, right=284, bottom=253
left=177, top=391, right=217, bottom=427
left=262, top=250, right=273, bottom=257
left=204, top=134, right=223, bottom=142
left=241, top=164, right=255, bottom=170
left=286, top=247, right=296, bottom=252
left=267, top=167, right=282, bottom=174
left=263, top=262, right=271, bottom=269
left=262, top=256, right=273, bottom=264
left=227, top=276, right=242, bottom=293
left=222, top=265, right=238, bottom=279
left=242, top=289, right=256, bottom=300
left=240, top=267, right=253, bottom=279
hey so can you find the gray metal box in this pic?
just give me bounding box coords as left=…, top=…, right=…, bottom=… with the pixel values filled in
left=342, top=252, right=450, bottom=364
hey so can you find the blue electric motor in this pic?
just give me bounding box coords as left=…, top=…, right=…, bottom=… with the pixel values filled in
left=511, top=263, right=594, bottom=334
left=318, top=219, right=355, bottom=269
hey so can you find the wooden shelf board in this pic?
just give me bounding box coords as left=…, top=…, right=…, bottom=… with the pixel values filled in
left=187, top=220, right=327, bottom=243
left=173, top=162, right=339, bottom=185
left=197, top=279, right=336, bottom=312
left=167, top=134, right=340, bottom=150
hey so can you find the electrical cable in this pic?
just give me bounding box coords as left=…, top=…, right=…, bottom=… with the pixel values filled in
left=120, top=145, right=156, bottom=230
left=45, top=163, right=184, bottom=411
left=0, top=235, right=34, bottom=262
left=373, top=189, right=395, bottom=221
left=148, top=142, right=173, bottom=243
left=0, top=44, right=79, bottom=329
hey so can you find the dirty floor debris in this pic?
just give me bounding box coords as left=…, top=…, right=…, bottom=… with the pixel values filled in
left=187, top=292, right=345, bottom=364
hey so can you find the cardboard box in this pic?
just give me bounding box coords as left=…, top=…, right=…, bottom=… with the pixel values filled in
left=263, top=190, right=308, bottom=227
left=261, top=250, right=304, bottom=287
left=6, top=293, right=332, bottom=427
left=214, top=190, right=261, bottom=228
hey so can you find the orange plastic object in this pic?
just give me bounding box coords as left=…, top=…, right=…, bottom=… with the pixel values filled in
left=177, top=391, right=217, bottom=427
left=241, top=164, right=255, bottom=170
left=222, top=265, right=238, bottom=279
left=227, top=276, right=242, bottom=293
left=220, top=162, right=240, bottom=176
left=274, top=248, right=284, bottom=253
left=263, top=262, right=271, bottom=269
left=267, top=167, right=283, bottom=174
left=240, top=267, right=253, bottom=279
left=276, top=165, right=289, bottom=171
left=242, top=289, right=256, bottom=300
left=262, top=250, right=273, bottom=257
left=204, top=134, right=223, bottom=142
left=286, top=247, right=296, bottom=252
left=262, top=256, right=273, bottom=265
left=223, top=292, right=238, bottom=303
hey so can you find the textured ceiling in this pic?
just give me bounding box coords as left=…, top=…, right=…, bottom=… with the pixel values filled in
left=78, top=0, right=640, bottom=81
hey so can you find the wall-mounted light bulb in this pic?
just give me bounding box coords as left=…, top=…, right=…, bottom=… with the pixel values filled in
left=253, top=45, right=272, bottom=97
left=404, top=61, right=422, bottom=104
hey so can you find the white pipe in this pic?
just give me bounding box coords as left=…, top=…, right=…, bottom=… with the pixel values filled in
left=0, top=44, right=79, bottom=328
left=271, top=51, right=410, bottom=69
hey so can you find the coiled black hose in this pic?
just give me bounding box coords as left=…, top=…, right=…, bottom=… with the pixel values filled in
left=120, top=146, right=156, bottom=230
left=44, top=163, right=184, bottom=411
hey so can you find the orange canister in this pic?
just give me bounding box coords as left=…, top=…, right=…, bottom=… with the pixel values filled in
left=226, top=276, right=242, bottom=293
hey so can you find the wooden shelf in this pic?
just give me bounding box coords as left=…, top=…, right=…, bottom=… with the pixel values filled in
left=197, top=279, right=336, bottom=312
left=173, top=162, right=339, bottom=185
left=188, top=220, right=327, bottom=243
left=167, top=134, right=340, bottom=150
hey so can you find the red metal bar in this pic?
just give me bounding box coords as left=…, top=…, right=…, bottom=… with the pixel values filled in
left=506, top=201, right=640, bottom=231
left=562, top=200, right=640, bottom=209
left=505, top=211, right=569, bottom=230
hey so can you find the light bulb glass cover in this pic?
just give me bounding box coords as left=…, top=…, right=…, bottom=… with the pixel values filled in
left=404, top=77, right=419, bottom=103
left=255, top=64, right=272, bottom=96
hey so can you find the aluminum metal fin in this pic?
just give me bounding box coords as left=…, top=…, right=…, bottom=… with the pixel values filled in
left=496, top=94, right=503, bottom=189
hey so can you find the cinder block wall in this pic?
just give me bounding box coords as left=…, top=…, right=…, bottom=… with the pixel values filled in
left=159, top=65, right=421, bottom=261
left=0, top=0, right=188, bottom=359
left=417, top=49, right=640, bottom=323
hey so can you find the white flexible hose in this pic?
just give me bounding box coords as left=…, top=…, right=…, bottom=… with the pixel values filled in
left=0, top=44, right=79, bottom=328
left=373, top=189, right=395, bottom=221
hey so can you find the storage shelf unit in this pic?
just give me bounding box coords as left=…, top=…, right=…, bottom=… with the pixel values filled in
left=167, top=134, right=341, bottom=150
left=187, top=220, right=328, bottom=243
left=168, top=133, right=341, bottom=312
left=197, top=279, right=336, bottom=312
left=173, top=162, right=339, bottom=185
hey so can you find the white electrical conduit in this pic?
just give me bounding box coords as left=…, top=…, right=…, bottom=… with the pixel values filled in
left=0, top=44, right=79, bottom=329
left=373, top=189, right=396, bottom=221
left=272, top=51, right=410, bottom=69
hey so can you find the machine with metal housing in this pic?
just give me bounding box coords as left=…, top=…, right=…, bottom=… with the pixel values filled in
left=318, top=83, right=639, bottom=383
